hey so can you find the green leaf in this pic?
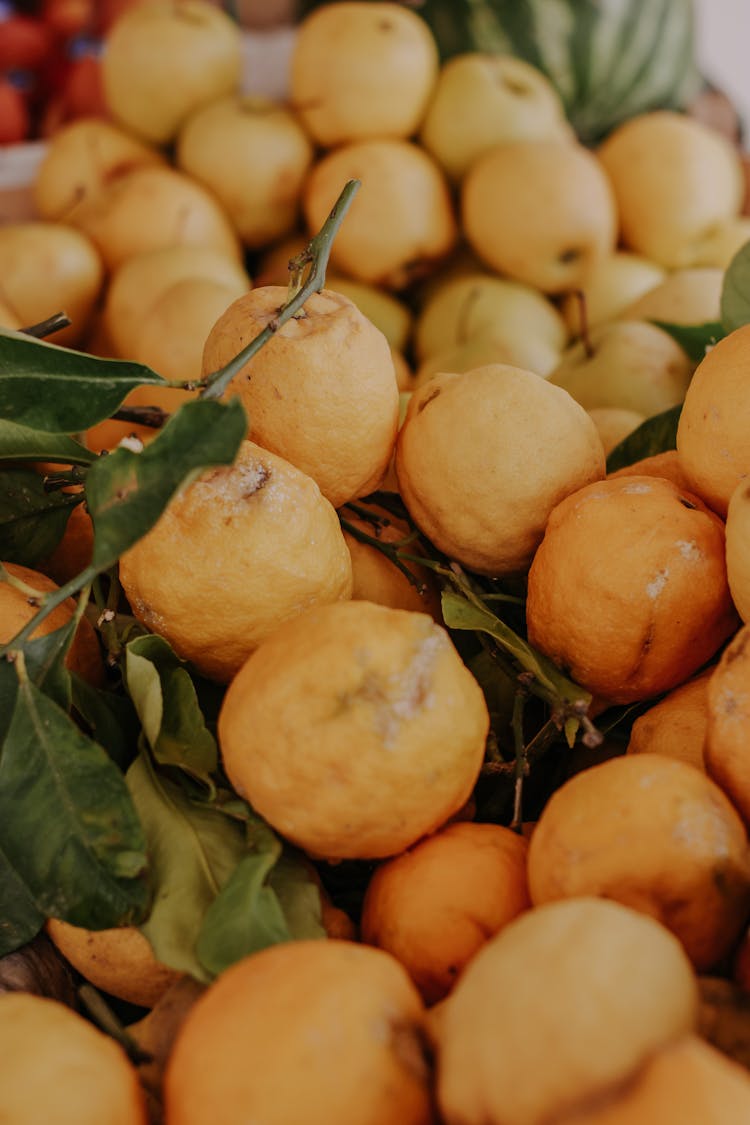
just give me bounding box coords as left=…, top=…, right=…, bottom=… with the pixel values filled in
left=71, top=674, right=141, bottom=772
left=0, top=659, right=19, bottom=746
left=651, top=319, right=725, bottom=363
left=0, top=329, right=167, bottom=432
left=196, top=833, right=325, bottom=978
left=85, top=397, right=247, bottom=571
left=195, top=839, right=289, bottom=977
left=0, top=469, right=80, bottom=565
left=0, top=845, right=44, bottom=956
left=0, top=420, right=93, bottom=465
left=267, top=852, right=326, bottom=943
left=721, top=240, right=750, bottom=333
left=124, top=634, right=218, bottom=789
left=128, top=753, right=249, bottom=983
left=0, top=675, right=149, bottom=927
left=441, top=591, right=589, bottom=709
left=19, top=619, right=76, bottom=712
left=605, top=405, right=682, bottom=473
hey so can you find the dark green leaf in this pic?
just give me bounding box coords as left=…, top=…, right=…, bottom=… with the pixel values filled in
left=128, top=753, right=248, bottom=983
left=0, top=329, right=167, bottom=432
left=85, top=397, right=247, bottom=571
left=0, top=420, right=93, bottom=465
left=196, top=833, right=325, bottom=978
left=605, top=405, right=682, bottom=473
left=124, top=634, right=218, bottom=789
left=0, top=469, right=80, bottom=565
left=721, top=240, right=750, bottom=333
left=0, top=845, right=44, bottom=956
left=0, top=659, right=18, bottom=745
left=651, top=320, right=725, bottom=363
left=0, top=675, right=149, bottom=927
left=267, top=853, right=326, bottom=943
left=18, top=619, right=76, bottom=712
left=71, top=674, right=140, bottom=772
left=195, top=842, right=289, bottom=977
left=442, top=591, right=589, bottom=709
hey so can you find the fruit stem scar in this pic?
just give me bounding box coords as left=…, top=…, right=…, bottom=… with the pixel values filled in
left=198, top=180, right=361, bottom=401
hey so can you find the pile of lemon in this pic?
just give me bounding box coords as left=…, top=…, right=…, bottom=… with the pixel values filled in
left=5, top=2, right=750, bottom=1123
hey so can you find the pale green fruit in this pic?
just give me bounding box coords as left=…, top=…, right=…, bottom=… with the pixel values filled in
left=104, top=245, right=251, bottom=360
left=414, top=333, right=562, bottom=388
left=176, top=95, right=314, bottom=251
left=691, top=216, right=750, bottom=270
left=420, top=53, right=572, bottom=183
left=70, top=165, right=243, bottom=274
left=290, top=1, right=439, bottom=147
left=32, top=118, right=164, bottom=223
left=325, top=276, right=413, bottom=353
left=587, top=407, right=646, bottom=456
left=462, top=139, right=618, bottom=294
left=414, top=271, right=567, bottom=364
left=550, top=320, right=693, bottom=418
left=598, top=111, right=745, bottom=269
left=0, top=221, right=103, bottom=347
left=302, top=139, right=458, bottom=291
left=560, top=251, right=666, bottom=337
left=102, top=0, right=242, bottom=145
left=619, top=268, right=723, bottom=326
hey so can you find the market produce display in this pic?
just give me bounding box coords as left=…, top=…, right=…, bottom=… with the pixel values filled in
left=3, top=1, right=750, bottom=1122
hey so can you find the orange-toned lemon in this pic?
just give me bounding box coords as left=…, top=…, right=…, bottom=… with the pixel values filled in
left=361, top=820, right=530, bottom=1004
left=526, top=474, right=738, bottom=704
left=527, top=752, right=750, bottom=970
left=164, top=939, right=433, bottom=1125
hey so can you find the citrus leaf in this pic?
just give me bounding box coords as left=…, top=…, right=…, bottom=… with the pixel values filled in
left=124, top=634, right=218, bottom=790
left=721, top=240, right=750, bottom=333
left=441, top=591, right=589, bottom=709
left=0, top=676, right=149, bottom=927
left=0, top=469, right=80, bottom=565
left=0, top=329, right=167, bottom=432
left=84, top=397, right=247, bottom=571
left=0, top=846, right=44, bottom=957
left=128, top=753, right=249, bottom=983
left=0, top=420, right=93, bottom=465
left=651, top=319, right=725, bottom=363
left=268, top=853, right=327, bottom=943
left=17, top=619, right=76, bottom=712
left=196, top=836, right=325, bottom=978
left=71, top=675, right=141, bottom=773
left=195, top=845, right=290, bottom=978
left=605, top=405, right=682, bottom=473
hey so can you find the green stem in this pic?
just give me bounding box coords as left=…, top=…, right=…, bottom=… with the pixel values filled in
left=338, top=515, right=427, bottom=594
left=510, top=689, right=528, bottom=831
left=199, top=179, right=361, bottom=401
left=77, top=984, right=151, bottom=1064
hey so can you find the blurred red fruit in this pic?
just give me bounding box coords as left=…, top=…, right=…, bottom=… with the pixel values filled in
left=41, top=0, right=95, bottom=39
left=0, top=76, right=30, bottom=143
left=0, top=12, right=52, bottom=71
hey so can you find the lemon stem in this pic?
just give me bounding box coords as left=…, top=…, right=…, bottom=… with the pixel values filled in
left=510, top=687, right=529, bottom=831
left=20, top=312, right=72, bottom=339
left=199, top=179, right=362, bottom=401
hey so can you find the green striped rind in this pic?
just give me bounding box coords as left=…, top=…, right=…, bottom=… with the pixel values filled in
left=298, top=0, right=702, bottom=145
left=459, top=0, right=702, bottom=143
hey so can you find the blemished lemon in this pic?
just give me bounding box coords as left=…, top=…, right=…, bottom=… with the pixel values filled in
left=217, top=599, right=489, bottom=861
